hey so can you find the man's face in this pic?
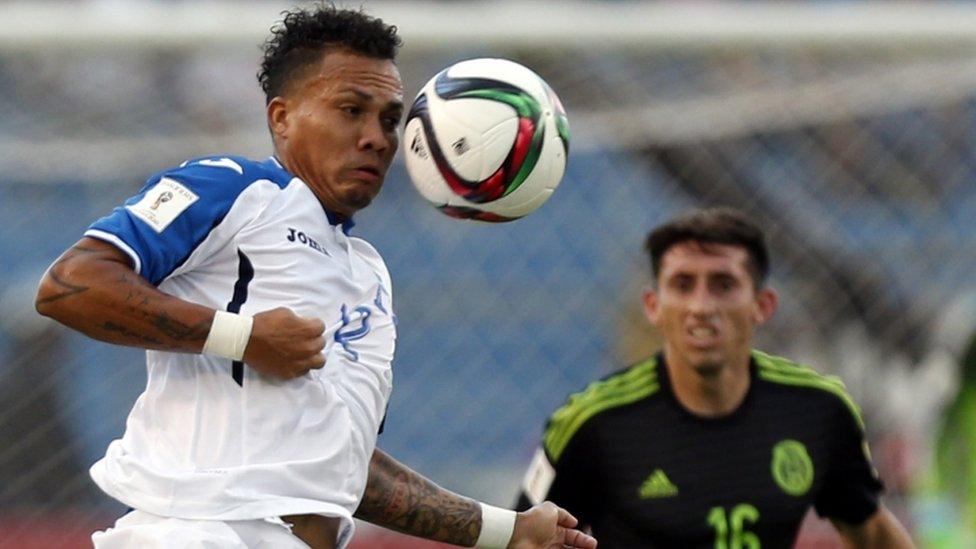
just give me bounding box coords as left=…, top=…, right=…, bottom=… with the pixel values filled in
left=269, top=49, right=404, bottom=217
left=643, top=241, right=777, bottom=376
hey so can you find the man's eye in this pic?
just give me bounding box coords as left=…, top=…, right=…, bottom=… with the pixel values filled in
left=714, top=278, right=735, bottom=292
left=342, top=106, right=362, bottom=115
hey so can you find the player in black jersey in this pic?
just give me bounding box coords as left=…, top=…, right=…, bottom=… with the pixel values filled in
left=516, top=208, right=913, bottom=548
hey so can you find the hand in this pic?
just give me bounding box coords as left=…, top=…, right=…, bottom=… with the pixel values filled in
left=509, top=502, right=597, bottom=549
left=243, top=307, right=326, bottom=379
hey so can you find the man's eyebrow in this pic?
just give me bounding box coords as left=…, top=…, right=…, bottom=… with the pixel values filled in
left=339, top=88, right=404, bottom=110
left=346, top=89, right=373, bottom=101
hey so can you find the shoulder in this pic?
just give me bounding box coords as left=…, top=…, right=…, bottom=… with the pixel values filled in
left=348, top=236, right=383, bottom=260
left=132, top=155, right=296, bottom=225
left=543, top=357, right=661, bottom=462
left=158, top=155, right=292, bottom=192
left=751, top=349, right=865, bottom=431
left=349, top=238, right=391, bottom=279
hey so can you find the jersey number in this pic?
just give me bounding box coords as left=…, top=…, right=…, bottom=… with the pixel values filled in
left=707, top=504, right=760, bottom=549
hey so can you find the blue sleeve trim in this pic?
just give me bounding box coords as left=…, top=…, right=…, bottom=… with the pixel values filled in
left=86, top=156, right=272, bottom=285
left=84, top=229, right=143, bottom=274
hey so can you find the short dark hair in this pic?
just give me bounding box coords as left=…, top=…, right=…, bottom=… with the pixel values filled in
left=257, top=3, right=402, bottom=104
left=645, top=207, right=770, bottom=287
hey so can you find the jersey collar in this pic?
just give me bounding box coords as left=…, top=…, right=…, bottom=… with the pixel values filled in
left=656, top=352, right=758, bottom=424
left=266, top=156, right=356, bottom=235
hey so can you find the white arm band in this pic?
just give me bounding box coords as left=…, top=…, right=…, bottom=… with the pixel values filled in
left=202, top=310, right=253, bottom=361
left=475, top=502, right=516, bottom=549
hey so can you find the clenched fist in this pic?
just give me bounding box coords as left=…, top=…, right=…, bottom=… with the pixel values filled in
left=243, top=307, right=326, bottom=379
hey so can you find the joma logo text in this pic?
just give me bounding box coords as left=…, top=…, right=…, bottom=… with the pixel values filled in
left=287, top=227, right=330, bottom=257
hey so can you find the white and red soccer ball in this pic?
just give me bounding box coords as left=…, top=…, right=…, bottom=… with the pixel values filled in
left=403, top=58, right=569, bottom=222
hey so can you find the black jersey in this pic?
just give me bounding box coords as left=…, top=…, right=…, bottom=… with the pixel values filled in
left=516, top=350, right=883, bottom=549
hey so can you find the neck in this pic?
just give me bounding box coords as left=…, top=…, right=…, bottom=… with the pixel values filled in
left=274, top=148, right=350, bottom=221
left=273, top=146, right=299, bottom=179
left=663, top=346, right=751, bottom=417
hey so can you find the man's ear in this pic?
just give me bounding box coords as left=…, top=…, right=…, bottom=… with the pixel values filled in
left=642, top=286, right=661, bottom=326
left=754, top=287, right=779, bottom=325
left=267, top=97, right=289, bottom=142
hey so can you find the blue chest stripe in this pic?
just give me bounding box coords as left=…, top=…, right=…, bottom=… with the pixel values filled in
left=227, top=249, right=254, bottom=386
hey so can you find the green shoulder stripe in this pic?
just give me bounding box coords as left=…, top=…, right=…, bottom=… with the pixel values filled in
left=544, top=357, right=659, bottom=462
left=752, top=349, right=865, bottom=430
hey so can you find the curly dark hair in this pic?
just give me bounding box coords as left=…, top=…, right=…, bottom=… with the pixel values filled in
left=645, top=207, right=770, bottom=288
left=257, top=3, right=401, bottom=103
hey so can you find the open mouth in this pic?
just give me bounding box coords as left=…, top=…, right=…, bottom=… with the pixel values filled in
left=687, top=325, right=720, bottom=347
left=689, top=326, right=717, bottom=338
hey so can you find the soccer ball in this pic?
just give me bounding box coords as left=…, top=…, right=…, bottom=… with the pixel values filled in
left=403, top=58, right=569, bottom=222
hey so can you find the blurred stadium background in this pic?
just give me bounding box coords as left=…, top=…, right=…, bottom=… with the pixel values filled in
left=1, top=1, right=975, bottom=547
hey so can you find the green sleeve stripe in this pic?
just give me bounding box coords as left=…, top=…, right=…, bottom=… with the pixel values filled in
left=752, top=349, right=845, bottom=389
left=545, top=381, right=659, bottom=461
left=549, top=359, right=657, bottom=424
left=543, top=358, right=659, bottom=461
left=757, top=369, right=865, bottom=429
left=545, top=358, right=657, bottom=441
left=752, top=350, right=865, bottom=430
left=752, top=350, right=851, bottom=395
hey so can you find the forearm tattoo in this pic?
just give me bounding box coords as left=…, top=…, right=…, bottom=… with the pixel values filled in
left=150, top=311, right=210, bottom=342
left=355, top=451, right=481, bottom=546
left=43, top=243, right=210, bottom=349
left=101, top=321, right=164, bottom=346
left=109, top=273, right=210, bottom=347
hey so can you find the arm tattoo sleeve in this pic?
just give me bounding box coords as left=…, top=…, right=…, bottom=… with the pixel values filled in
left=34, top=244, right=100, bottom=305
left=355, top=449, right=482, bottom=546
left=39, top=240, right=213, bottom=351
left=35, top=268, right=89, bottom=305
left=103, top=272, right=210, bottom=346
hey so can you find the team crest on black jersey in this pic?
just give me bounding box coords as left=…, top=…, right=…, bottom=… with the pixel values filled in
left=771, top=439, right=814, bottom=496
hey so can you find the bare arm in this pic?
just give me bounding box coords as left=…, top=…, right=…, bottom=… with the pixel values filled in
left=355, top=448, right=597, bottom=549
left=35, top=237, right=214, bottom=351
left=36, top=236, right=326, bottom=378
left=832, top=506, right=914, bottom=549
left=355, top=446, right=481, bottom=545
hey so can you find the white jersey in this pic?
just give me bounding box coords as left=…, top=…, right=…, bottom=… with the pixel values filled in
left=85, top=155, right=395, bottom=544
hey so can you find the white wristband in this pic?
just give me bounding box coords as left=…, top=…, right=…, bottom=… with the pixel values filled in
left=475, top=502, right=516, bottom=549
left=202, top=310, right=253, bottom=361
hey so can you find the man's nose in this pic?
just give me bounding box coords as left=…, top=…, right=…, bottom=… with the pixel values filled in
left=688, top=286, right=718, bottom=316
left=358, top=118, right=392, bottom=153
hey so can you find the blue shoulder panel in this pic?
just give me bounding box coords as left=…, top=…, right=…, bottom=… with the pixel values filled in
left=87, top=156, right=291, bottom=285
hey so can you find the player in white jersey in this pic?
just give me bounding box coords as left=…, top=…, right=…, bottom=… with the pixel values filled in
left=84, top=154, right=397, bottom=533
left=35, top=5, right=596, bottom=549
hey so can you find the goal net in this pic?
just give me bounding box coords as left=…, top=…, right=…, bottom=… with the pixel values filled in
left=1, top=1, right=974, bottom=546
